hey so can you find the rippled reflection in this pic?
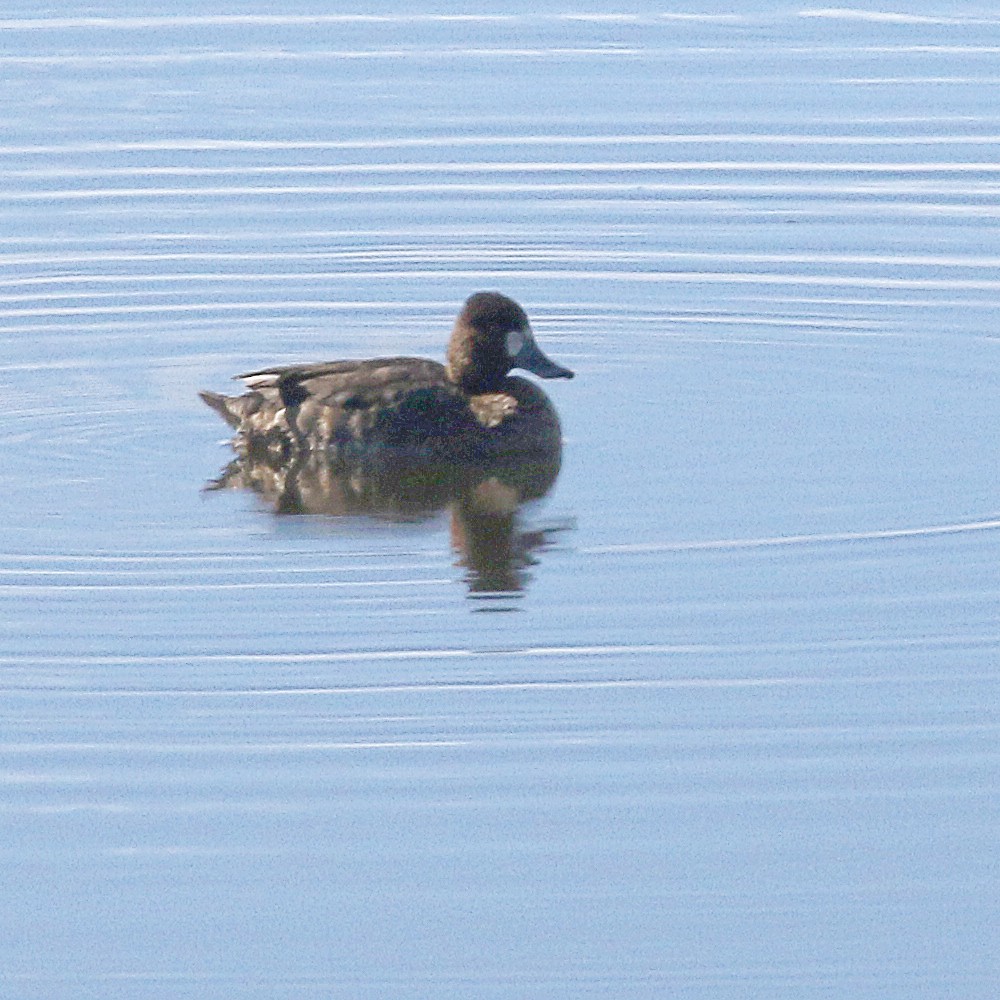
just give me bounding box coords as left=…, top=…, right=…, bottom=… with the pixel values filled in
left=205, top=446, right=568, bottom=595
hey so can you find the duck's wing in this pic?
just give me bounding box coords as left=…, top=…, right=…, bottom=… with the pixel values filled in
left=237, top=357, right=449, bottom=410
left=234, top=357, right=478, bottom=452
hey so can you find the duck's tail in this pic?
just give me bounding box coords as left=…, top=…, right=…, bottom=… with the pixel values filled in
left=198, top=390, right=243, bottom=429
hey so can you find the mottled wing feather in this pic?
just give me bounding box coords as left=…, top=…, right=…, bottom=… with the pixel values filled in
left=293, top=358, right=446, bottom=408
left=239, top=357, right=443, bottom=408
left=233, top=357, right=476, bottom=453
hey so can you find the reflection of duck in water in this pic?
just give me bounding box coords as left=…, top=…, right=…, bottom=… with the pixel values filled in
left=200, top=292, right=574, bottom=593
left=205, top=448, right=570, bottom=593
left=199, top=292, right=572, bottom=463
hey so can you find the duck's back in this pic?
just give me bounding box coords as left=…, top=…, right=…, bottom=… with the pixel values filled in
left=202, top=356, right=480, bottom=459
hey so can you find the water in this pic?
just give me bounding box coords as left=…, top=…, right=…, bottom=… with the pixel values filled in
left=2, top=5, right=999, bottom=998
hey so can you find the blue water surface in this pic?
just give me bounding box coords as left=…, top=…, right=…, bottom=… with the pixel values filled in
left=1, top=4, right=999, bottom=998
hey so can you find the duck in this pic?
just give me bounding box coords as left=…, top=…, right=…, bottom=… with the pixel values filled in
left=200, top=292, right=573, bottom=464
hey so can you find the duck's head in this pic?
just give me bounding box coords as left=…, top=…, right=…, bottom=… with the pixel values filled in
left=446, top=292, right=574, bottom=395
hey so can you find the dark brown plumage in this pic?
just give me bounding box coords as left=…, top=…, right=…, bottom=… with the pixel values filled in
left=200, top=292, right=573, bottom=463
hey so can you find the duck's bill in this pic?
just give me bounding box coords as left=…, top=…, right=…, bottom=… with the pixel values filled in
left=514, top=334, right=574, bottom=380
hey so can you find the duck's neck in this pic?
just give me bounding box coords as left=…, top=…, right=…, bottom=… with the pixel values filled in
left=447, top=336, right=506, bottom=395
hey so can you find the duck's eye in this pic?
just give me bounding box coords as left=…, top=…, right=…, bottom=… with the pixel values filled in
left=505, top=328, right=525, bottom=357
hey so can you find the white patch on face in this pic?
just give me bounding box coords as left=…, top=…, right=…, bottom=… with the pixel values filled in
left=505, top=327, right=525, bottom=358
